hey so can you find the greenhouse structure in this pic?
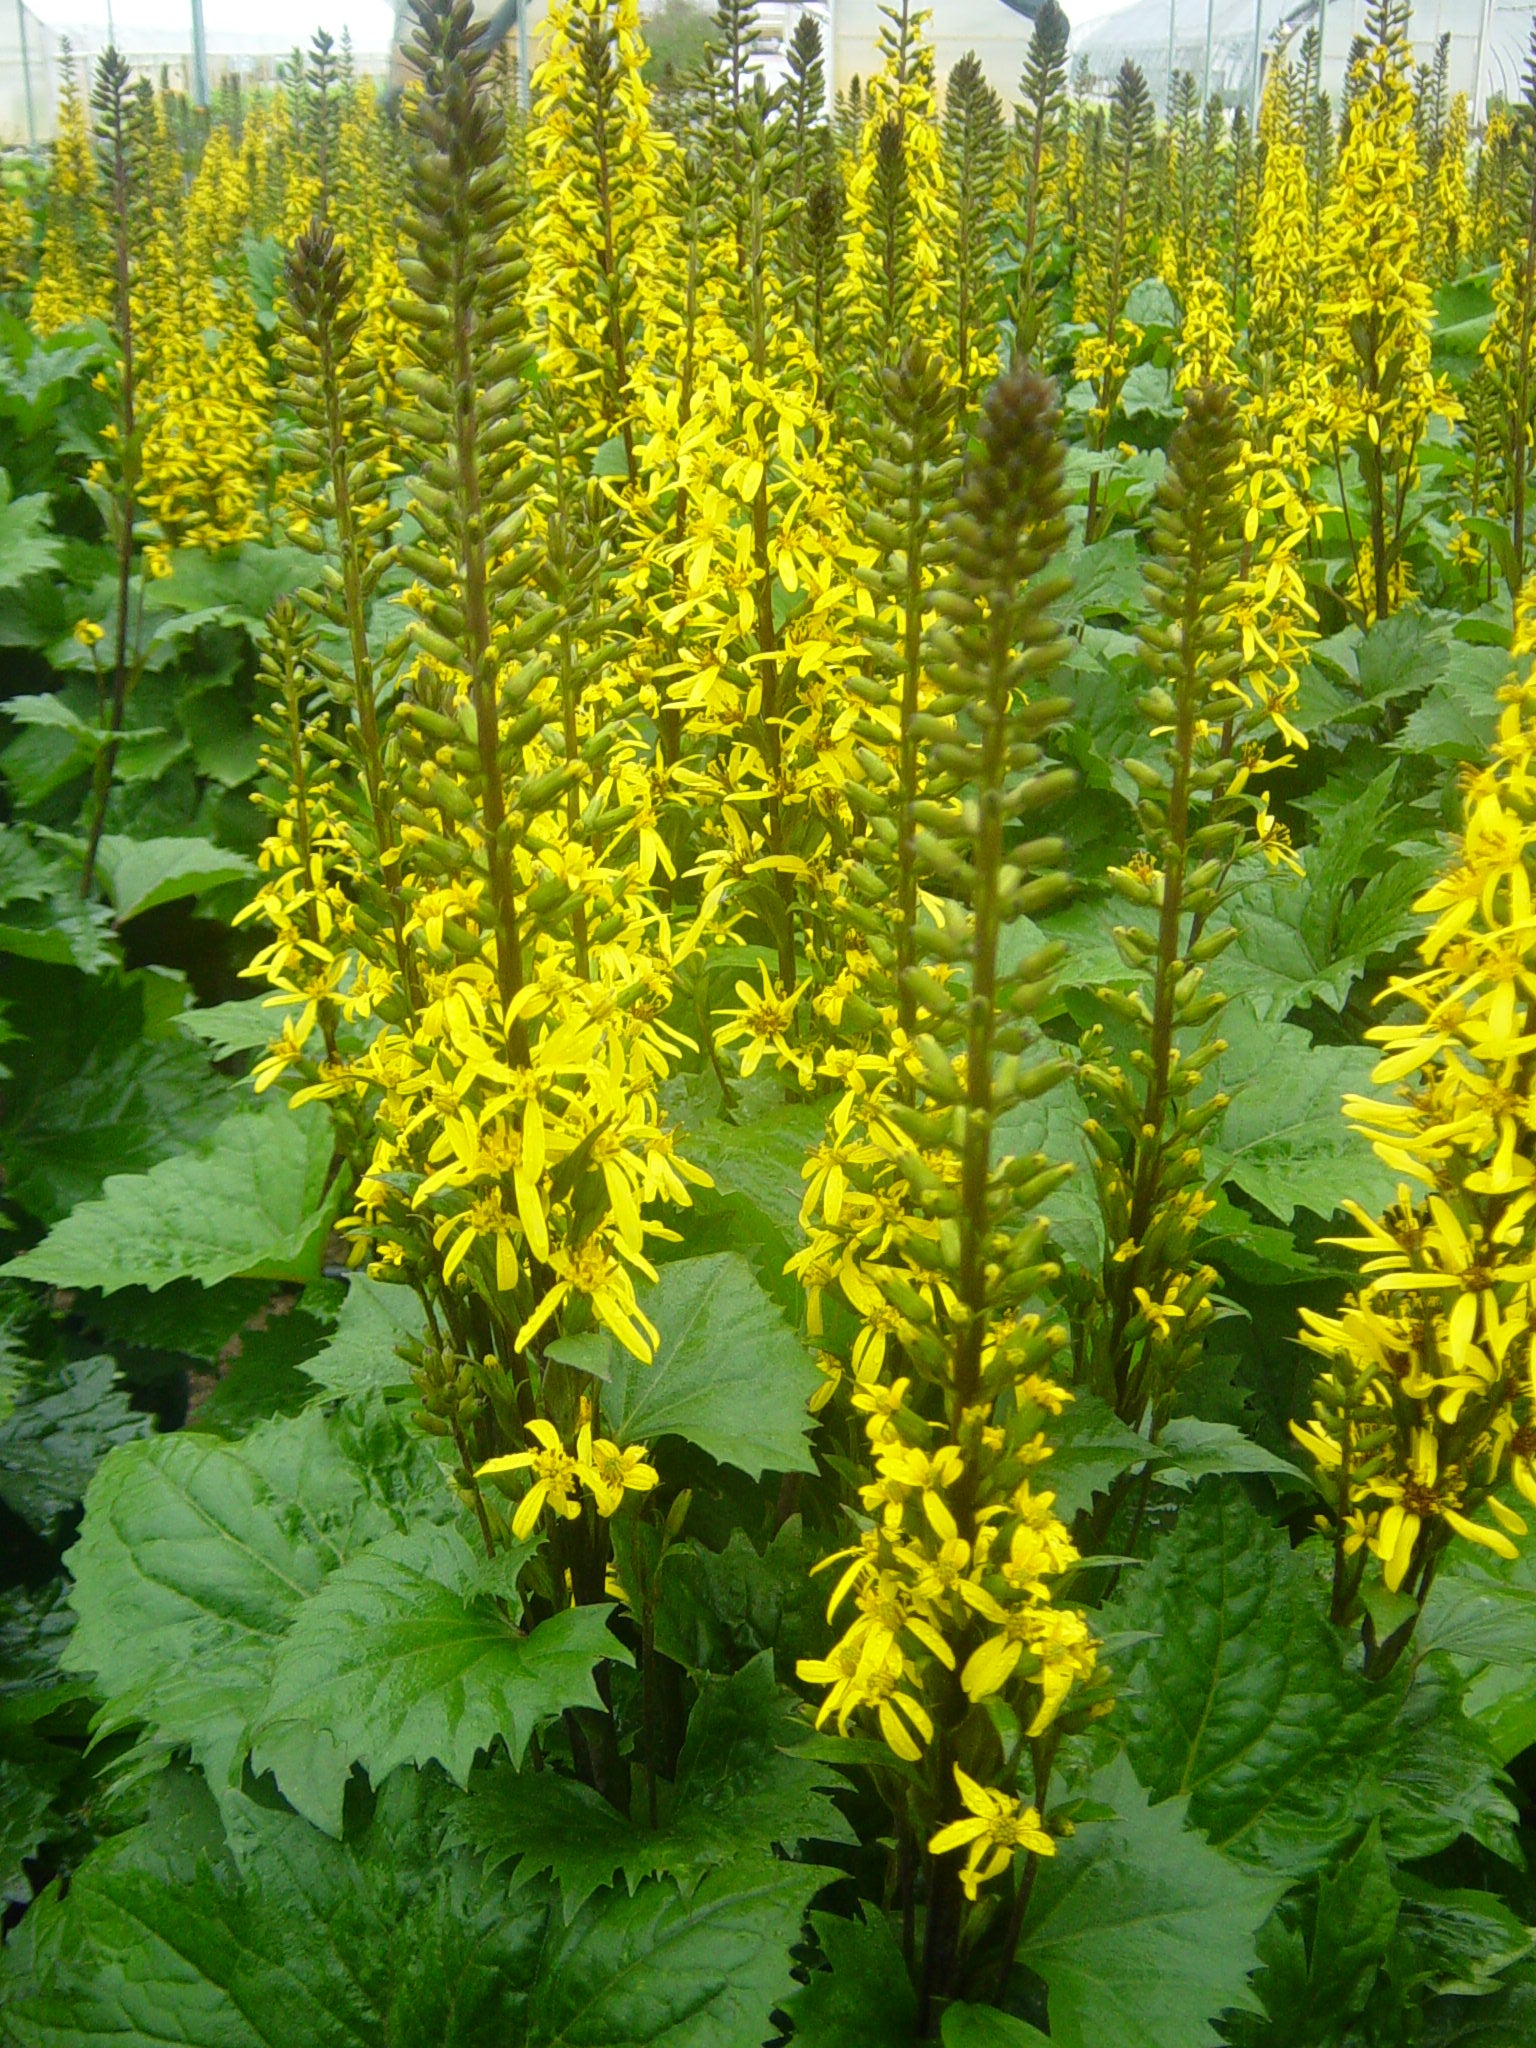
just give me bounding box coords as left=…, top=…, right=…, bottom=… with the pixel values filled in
left=1071, top=0, right=1536, bottom=118
left=396, top=0, right=1042, bottom=107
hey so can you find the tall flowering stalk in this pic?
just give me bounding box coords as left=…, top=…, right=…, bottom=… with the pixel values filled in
left=941, top=52, right=1005, bottom=400
left=1480, top=27, right=1536, bottom=592
left=1073, top=60, right=1154, bottom=535
left=79, top=51, right=140, bottom=901
left=794, top=365, right=1104, bottom=2015
left=1294, top=584, right=1536, bottom=1679
left=1312, top=0, right=1449, bottom=624
left=835, top=0, right=952, bottom=399
left=1075, top=384, right=1304, bottom=1445
left=243, top=0, right=709, bottom=1810
left=1007, top=0, right=1069, bottom=367
left=31, top=44, right=107, bottom=334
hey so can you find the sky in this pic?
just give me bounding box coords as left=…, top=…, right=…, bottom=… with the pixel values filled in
left=28, top=0, right=397, bottom=53
left=24, top=0, right=1138, bottom=66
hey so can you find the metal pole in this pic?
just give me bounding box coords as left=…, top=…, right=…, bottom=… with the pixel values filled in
left=1166, top=0, right=1178, bottom=112
left=517, top=0, right=530, bottom=111
left=1471, top=0, right=1495, bottom=127
left=190, top=0, right=208, bottom=106
left=1201, top=0, right=1216, bottom=102
left=15, top=0, right=35, bottom=150
left=824, top=0, right=836, bottom=123
left=1249, top=0, right=1264, bottom=128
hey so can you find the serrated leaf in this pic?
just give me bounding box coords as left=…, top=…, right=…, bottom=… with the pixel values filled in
left=1310, top=1822, right=1400, bottom=2020
left=60, top=1398, right=456, bottom=1799
left=1394, top=642, right=1507, bottom=760
left=1064, top=529, right=1143, bottom=619
left=1420, top=1528, right=1536, bottom=1761
left=1105, top=1485, right=1519, bottom=1875
left=1155, top=1418, right=1311, bottom=1492
left=93, top=834, right=254, bottom=923
left=783, top=1907, right=917, bottom=2047
left=1104, top=1484, right=1399, bottom=1874
left=249, top=1528, right=620, bottom=1835
left=1371, top=1653, right=1519, bottom=1867
left=174, top=994, right=304, bottom=1057
left=0, top=823, right=117, bottom=972
left=0, top=1758, right=55, bottom=1902
left=188, top=1306, right=330, bottom=1437
left=1017, top=1753, right=1281, bottom=2048
left=1394, top=1874, right=1535, bottom=1997
left=457, top=1654, right=848, bottom=1920
left=4, top=1099, right=338, bottom=1293
left=0, top=959, right=227, bottom=1224
left=0, top=1767, right=554, bottom=2048
left=1204, top=1002, right=1395, bottom=1224
left=299, top=1272, right=424, bottom=1396
left=526, top=1853, right=829, bottom=2048
left=0, top=480, right=62, bottom=590
left=0, top=1356, right=148, bottom=1535
left=1042, top=1392, right=1156, bottom=1521
left=652, top=1518, right=833, bottom=1678
left=606, top=1253, right=821, bottom=1478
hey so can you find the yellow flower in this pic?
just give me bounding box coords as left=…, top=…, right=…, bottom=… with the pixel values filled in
left=928, top=1766, right=1053, bottom=1901
left=478, top=1420, right=585, bottom=1540
left=576, top=1422, right=658, bottom=1516
left=716, top=962, right=807, bottom=1079
left=72, top=618, right=104, bottom=649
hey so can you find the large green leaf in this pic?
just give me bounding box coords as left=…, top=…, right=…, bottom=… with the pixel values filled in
left=1422, top=1532, right=1536, bottom=1762
left=1041, top=1391, right=1155, bottom=1521
left=0, top=475, right=62, bottom=590
left=1154, top=1417, right=1311, bottom=1493
left=4, top=1100, right=338, bottom=1293
left=525, top=1852, right=827, bottom=2048
left=457, top=1654, right=849, bottom=1920
left=0, top=960, right=227, bottom=1224
left=249, top=1533, right=620, bottom=1835
left=1394, top=642, right=1507, bottom=761
left=1105, top=1485, right=1518, bottom=1874
left=606, top=1253, right=821, bottom=1478
left=1236, top=1822, right=1400, bottom=2043
left=651, top=1518, right=832, bottom=1678
left=1104, top=1484, right=1398, bottom=1874
left=0, top=823, right=117, bottom=973
left=783, top=1908, right=918, bottom=2047
left=1223, top=771, right=1437, bottom=1020
left=174, top=994, right=302, bottom=1057
left=1205, top=1004, right=1395, bottom=1225
left=1017, top=1753, right=1281, bottom=2048
left=93, top=834, right=254, bottom=923
left=0, top=1356, right=148, bottom=1535
left=60, top=1399, right=455, bottom=1797
left=299, top=1272, right=424, bottom=1397
left=0, top=1768, right=556, bottom=2048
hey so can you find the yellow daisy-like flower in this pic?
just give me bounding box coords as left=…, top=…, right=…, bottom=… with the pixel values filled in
left=576, top=1422, right=659, bottom=1516
left=478, top=1420, right=585, bottom=1541
left=928, top=1766, right=1054, bottom=1901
